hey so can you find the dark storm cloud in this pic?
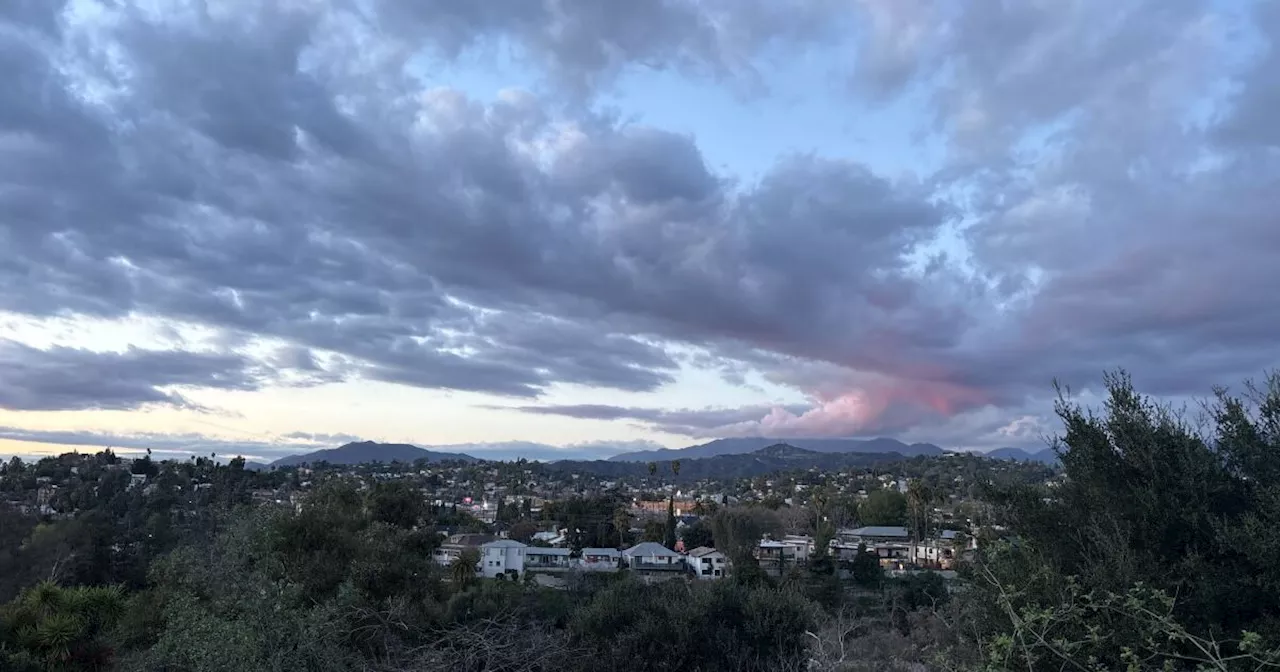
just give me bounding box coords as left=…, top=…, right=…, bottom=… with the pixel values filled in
left=0, top=0, right=1277, bottom=445
left=0, top=341, right=268, bottom=412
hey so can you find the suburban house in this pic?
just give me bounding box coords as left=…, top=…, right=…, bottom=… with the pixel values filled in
left=579, top=548, right=621, bottom=571
left=432, top=533, right=497, bottom=566
left=531, top=530, right=566, bottom=546
left=841, top=526, right=911, bottom=545
left=756, top=540, right=803, bottom=575
left=525, top=546, right=573, bottom=572
left=780, top=535, right=815, bottom=562
left=685, top=546, right=728, bottom=579
left=479, top=539, right=526, bottom=578
left=622, top=542, right=684, bottom=575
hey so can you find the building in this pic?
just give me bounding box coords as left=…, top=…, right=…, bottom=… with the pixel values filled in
left=525, top=547, right=573, bottom=572
left=756, top=540, right=803, bottom=575
left=622, top=542, right=684, bottom=572
left=432, top=533, right=496, bottom=566
left=479, top=539, right=526, bottom=579
left=579, top=548, right=621, bottom=571
left=685, top=546, right=728, bottom=579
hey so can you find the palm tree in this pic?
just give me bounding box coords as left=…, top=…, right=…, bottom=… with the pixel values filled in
left=647, top=462, right=657, bottom=478
left=614, top=507, right=632, bottom=548
left=906, top=479, right=935, bottom=566
left=451, top=548, right=480, bottom=589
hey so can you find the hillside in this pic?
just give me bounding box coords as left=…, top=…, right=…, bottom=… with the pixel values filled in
left=608, top=436, right=945, bottom=462
left=983, top=446, right=1059, bottom=464
left=551, top=443, right=914, bottom=480
left=269, top=441, right=478, bottom=467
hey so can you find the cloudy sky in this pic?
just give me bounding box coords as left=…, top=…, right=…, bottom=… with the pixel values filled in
left=1, top=0, right=1276, bottom=463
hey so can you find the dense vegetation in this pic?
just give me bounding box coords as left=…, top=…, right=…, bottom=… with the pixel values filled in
left=1, top=371, right=1277, bottom=670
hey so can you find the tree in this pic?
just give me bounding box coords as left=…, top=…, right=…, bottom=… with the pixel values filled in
left=641, top=520, right=666, bottom=543
left=710, top=507, right=781, bottom=585
left=968, top=370, right=1280, bottom=667
left=680, top=520, right=715, bottom=550
left=859, top=489, right=908, bottom=527
left=367, top=481, right=424, bottom=529
left=663, top=495, right=677, bottom=549
left=508, top=521, right=540, bottom=544
left=451, top=548, right=480, bottom=590
left=850, top=543, right=883, bottom=588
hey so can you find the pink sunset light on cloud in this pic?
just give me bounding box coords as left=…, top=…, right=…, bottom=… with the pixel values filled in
left=709, top=377, right=993, bottom=439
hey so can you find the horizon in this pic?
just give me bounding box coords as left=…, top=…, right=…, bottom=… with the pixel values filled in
left=2, top=1, right=1276, bottom=463
left=1, top=434, right=1051, bottom=465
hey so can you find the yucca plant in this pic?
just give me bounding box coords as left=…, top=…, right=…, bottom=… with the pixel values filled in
left=0, top=582, right=124, bottom=671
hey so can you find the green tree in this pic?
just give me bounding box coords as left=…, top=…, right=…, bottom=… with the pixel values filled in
left=367, top=481, right=424, bottom=529
left=451, top=548, right=480, bottom=590
left=859, top=489, right=908, bottom=527
left=968, top=371, right=1280, bottom=667
left=850, top=543, right=883, bottom=589
left=680, top=520, right=715, bottom=550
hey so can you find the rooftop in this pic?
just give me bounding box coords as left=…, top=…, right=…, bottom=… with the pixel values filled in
left=849, top=526, right=910, bottom=538
left=624, top=542, right=680, bottom=557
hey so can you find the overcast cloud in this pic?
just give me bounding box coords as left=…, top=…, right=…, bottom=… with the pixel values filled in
left=1, top=0, right=1276, bottom=457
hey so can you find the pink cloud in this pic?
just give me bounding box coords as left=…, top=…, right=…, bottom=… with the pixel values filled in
left=707, top=377, right=991, bottom=438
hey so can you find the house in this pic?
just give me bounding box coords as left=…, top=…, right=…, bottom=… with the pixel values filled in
left=531, top=531, right=565, bottom=546
left=756, top=540, right=802, bottom=576
left=622, top=542, right=684, bottom=571
left=525, top=547, right=573, bottom=572
left=841, top=526, right=911, bottom=544
left=479, top=539, right=526, bottom=578
left=579, top=548, right=621, bottom=571
left=432, top=533, right=496, bottom=566
left=781, top=535, right=815, bottom=562
left=685, top=547, right=728, bottom=579
left=838, top=526, right=915, bottom=567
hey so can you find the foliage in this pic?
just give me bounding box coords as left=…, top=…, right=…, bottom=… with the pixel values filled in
left=569, top=577, right=819, bottom=671
left=0, top=582, right=126, bottom=672
left=858, top=490, right=908, bottom=527
left=968, top=371, right=1280, bottom=668
left=680, top=520, right=716, bottom=549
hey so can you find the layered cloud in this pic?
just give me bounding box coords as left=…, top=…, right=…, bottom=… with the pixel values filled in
left=0, top=426, right=661, bottom=463
left=1, top=0, right=1277, bottom=450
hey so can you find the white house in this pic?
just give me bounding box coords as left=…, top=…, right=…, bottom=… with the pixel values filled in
left=622, top=542, right=683, bottom=570
left=579, top=548, right=621, bottom=571
left=525, top=547, right=573, bottom=571
left=685, top=546, right=728, bottom=579
left=479, top=539, right=526, bottom=578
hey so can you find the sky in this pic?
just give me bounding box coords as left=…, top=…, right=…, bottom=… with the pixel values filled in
left=1, top=0, right=1277, bottom=463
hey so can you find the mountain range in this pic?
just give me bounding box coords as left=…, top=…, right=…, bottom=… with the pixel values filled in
left=547, top=443, right=921, bottom=480
left=264, top=438, right=1058, bottom=469
left=608, top=437, right=947, bottom=462
left=268, top=441, right=478, bottom=468
left=978, top=446, right=1055, bottom=463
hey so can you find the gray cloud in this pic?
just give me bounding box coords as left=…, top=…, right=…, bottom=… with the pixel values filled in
left=0, top=340, right=268, bottom=412
left=0, top=1, right=1277, bottom=448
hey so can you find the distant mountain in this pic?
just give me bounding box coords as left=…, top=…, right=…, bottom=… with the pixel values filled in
left=982, top=447, right=1059, bottom=464
left=269, top=441, right=478, bottom=468
left=552, top=443, right=917, bottom=480
left=608, top=437, right=945, bottom=462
